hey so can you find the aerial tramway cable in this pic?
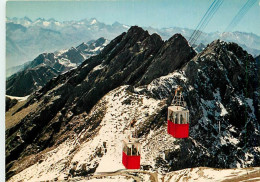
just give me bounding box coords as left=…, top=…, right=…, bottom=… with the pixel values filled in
left=225, top=0, right=257, bottom=32
left=189, top=0, right=223, bottom=46
left=191, top=0, right=224, bottom=45
left=189, top=0, right=219, bottom=44
left=188, top=0, right=218, bottom=43
left=190, top=0, right=224, bottom=45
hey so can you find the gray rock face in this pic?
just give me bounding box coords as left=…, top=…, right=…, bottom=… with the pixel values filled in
left=186, top=40, right=259, bottom=168
left=6, top=65, right=60, bottom=97
left=5, top=26, right=260, bottom=180
left=256, top=55, right=260, bottom=77
left=194, top=43, right=206, bottom=53
left=138, top=33, right=196, bottom=85
left=5, top=97, right=18, bottom=112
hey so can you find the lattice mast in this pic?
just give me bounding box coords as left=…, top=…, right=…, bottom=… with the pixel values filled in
left=171, top=86, right=186, bottom=107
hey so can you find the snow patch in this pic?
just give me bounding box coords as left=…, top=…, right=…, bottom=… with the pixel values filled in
left=91, top=19, right=97, bottom=25
left=43, top=21, right=50, bottom=26
left=123, top=25, right=130, bottom=29
left=6, top=95, right=29, bottom=101
left=219, top=102, right=228, bottom=116
left=93, top=64, right=104, bottom=71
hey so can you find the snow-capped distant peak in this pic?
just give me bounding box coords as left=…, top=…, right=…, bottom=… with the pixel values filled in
left=123, top=25, right=130, bottom=29
left=90, top=19, right=97, bottom=25
left=43, top=21, right=50, bottom=26
left=103, top=39, right=110, bottom=46
left=54, top=49, right=69, bottom=56
left=54, top=22, right=61, bottom=26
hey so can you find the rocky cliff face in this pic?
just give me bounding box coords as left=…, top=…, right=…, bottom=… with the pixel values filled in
left=256, top=55, right=260, bottom=78
left=194, top=43, right=206, bottom=53
left=6, top=65, right=60, bottom=97
left=139, top=40, right=259, bottom=171
left=5, top=97, right=18, bottom=112
left=5, top=26, right=259, bottom=181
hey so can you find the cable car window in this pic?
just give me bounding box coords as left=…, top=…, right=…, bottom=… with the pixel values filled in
left=169, top=111, right=173, bottom=122
left=132, top=144, right=138, bottom=156
left=127, top=145, right=131, bottom=155
left=180, top=114, right=184, bottom=124
left=175, top=114, right=178, bottom=124
left=123, top=144, right=127, bottom=153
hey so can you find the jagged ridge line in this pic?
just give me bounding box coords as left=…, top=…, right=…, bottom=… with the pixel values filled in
left=188, top=0, right=218, bottom=42
left=189, top=0, right=222, bottom=45
left=190, top=0, right=223, bottom=45
left=225, top=0, right=257, bottom=32
left=191, top=0, right=224, bottom=45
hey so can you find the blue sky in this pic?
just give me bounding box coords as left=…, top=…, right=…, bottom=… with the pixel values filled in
left=6, top=0, right=260, bottom=35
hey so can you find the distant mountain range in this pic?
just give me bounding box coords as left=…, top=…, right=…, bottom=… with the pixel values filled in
left=6, top=17, right=260, bottom=69
left=147, top=27, right=260, bottom=56
left=6, top=37, right=108, bottom=96
left=6, top=17, right=128, bottom=68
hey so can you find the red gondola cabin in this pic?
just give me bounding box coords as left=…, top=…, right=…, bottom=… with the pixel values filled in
left=122, top=137, right=141, bottom=169
left=167, top=86, right=190, bottom=138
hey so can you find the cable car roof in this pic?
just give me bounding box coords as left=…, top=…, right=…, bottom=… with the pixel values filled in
left=122, top=138, right=140, bottom=144
left=168, top=105, right=188, bottom=111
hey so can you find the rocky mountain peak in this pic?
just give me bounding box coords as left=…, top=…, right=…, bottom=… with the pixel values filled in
left=23, top=16, right=32, bottom=22
left=137, top=32, right=196, bottom=85
left=124, top=26, right=150, bottom=42
left=168, top=33, right=187, bottom=42
left=194, top=43, right=206, bottom=53
left=128, top=25, right=148, bottom=35
left=95, top=37, right=106, bottom=44
left=183, top=39, right=259, bottom=127
left=76, top=42, right=89, bottom=51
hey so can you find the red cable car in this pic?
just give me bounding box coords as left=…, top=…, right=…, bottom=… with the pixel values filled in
left=167, top=86, right=190, bottom=138
left=122, top=119, right=141, bottom=169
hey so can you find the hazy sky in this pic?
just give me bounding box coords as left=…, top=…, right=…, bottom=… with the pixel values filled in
left=6, top=0, right=260, bottom=35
